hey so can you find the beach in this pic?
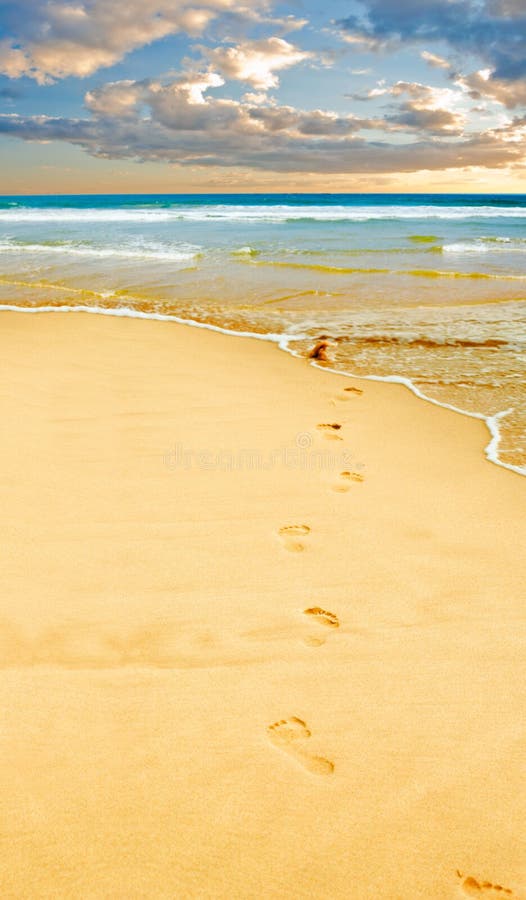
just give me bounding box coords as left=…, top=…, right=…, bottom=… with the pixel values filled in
left=1, top=193, right=525, bottom=471
left=1, top=308, right=525, bottom=899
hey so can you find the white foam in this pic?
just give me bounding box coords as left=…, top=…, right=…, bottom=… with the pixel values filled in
left=442, top=242, right=489, bottom=253
left=0, top=303, right=303, bottom=350
left=1, top=203, right=526, bottom=224
left=301, top=361, right=525, bottom=477
left=0, top=239, right=200, bottom=262
left=231, top=246, right=259, bottom=256
left=0, top=209, right=178, bottom=223
left=1, top=303, right=524, bottom=478
left=443, top=239, right=526, bottom=253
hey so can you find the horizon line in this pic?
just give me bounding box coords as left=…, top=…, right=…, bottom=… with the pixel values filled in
left=1, top=190, right=526, bottom=198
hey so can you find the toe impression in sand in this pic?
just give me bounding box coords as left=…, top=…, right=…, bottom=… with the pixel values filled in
left=278, top=524, right=311, bottom=553
left=267, top=717, right=334, bottom=776
left=304, top=607, right=339, bottom=628
left=336, top=385, right=363, bottom=401
left=302, top=607, right=340, bottom=646
left=317, top=423, right=343, bottom=441
left=331, top=470, right=364, bottom=492
left=457, top=871, right=513, bottom=896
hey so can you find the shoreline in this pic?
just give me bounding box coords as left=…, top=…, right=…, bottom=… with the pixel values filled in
left=1, top=302, right=524, bottom=478
left=1, top=308, right=525, bottom=898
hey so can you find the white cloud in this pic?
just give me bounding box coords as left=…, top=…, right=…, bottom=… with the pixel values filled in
left=1, top=72, right=524, bottom=174
left=349, top=80, right=468, bottom=134
left=85, top=81, right=145, bottom=117
left=0, top=0, right=273, bottom=83
left=421, top=51, right=451, bottom=70
left=454, top=69, right=526, bottom=109
left=242, top=91, right=271, bottom=105
left=198, top=38, right=313, bottom=90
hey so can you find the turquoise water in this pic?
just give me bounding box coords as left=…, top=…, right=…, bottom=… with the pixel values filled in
left=0, top=193, right=525, bottom=468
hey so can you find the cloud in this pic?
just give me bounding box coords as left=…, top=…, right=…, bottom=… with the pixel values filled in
left=454, top=69, right=526, bottom=110
left=0, top=71, right=524, bottom=174
left=421, top=50, right=451, bottom=70
left=335, top=0, right=526, bottom=104
left=241, top=91, right=269, bottom=105
left=0, top=0, right=273, bottom=83
left=389, top=82, right=467, bottom=134
left=335, top=31, right=386, bottom=52
left=84, top=80, right=147, bottom=117
left=198, top=37, right=313, bottom=90
left=345, top=84, right=388, bottom=101
left=387, top=105, right=464, bottom=135
left=247, top=105, right=368, bottom=136
left=348, top=80, right=467, bottom=134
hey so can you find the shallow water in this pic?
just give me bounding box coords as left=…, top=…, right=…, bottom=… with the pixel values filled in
left=1, top=193, right=525, bottom=470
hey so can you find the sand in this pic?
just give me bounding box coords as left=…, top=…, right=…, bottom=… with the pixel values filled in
left=0, top=310, right=525, bottom=899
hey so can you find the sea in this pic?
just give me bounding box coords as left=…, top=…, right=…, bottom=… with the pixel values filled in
left=0, top=192, right=525, bottom=472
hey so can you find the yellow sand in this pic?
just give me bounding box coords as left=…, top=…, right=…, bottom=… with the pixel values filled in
left=1, top=310, right=525, bottom=900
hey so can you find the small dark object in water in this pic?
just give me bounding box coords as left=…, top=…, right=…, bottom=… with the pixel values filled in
left=308, top=340, right=331, bottom=361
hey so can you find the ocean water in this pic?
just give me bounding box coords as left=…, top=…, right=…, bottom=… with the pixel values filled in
left=0, top=193, right=525, bottom=471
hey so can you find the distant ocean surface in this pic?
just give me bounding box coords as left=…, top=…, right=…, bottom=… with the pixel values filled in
left=1, top=192, right=525, bottom=470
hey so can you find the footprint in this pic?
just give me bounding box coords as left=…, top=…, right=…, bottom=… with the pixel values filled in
left=317, top=423, right=343, bottom=441
left=337, top=385, right=363, bottom=400
left=304, top=607, right=339, bottom=628
left=457, top=872, right=513, bottom=896
left=332, top=470, right=353, bottom=492
left=268, top=715, right=311, bottom=743
left=331, top=470, right=364, bottom=492
left=278, top=524, right=311, bottom=553
left=349, top=471, right=364, bottom=482
left=302, top=607, right=339, bottom=646
left=332, top=471, right=352, bottom=493
left=267, top=717, right=334, bottom=776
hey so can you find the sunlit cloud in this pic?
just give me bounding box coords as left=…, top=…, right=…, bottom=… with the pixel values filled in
left=0, top=0, right=276, bottom=83
left=0, top=0, right=524, bottom=187
left=454, top=69, right=526, bottom=110
left=421, top=51, right=451, bottom=71
left=197, top=38, right=313, bottom=90
left=1, top=70, right=524, bottom=175
left=347, top=80, right=468, bottom=135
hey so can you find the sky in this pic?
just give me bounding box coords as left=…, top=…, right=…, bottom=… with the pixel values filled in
left=0, top=0, right=525, bottom=193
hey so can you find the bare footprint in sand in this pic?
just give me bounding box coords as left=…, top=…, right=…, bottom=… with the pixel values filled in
left=303, top=607, right=339, bottom=646
left=331, top=470, right=364, bottom=492
left=457, top=872, right=514, bottom=896
left=337, top=385, right=363, bottom=400
left=267, top=717, right=334, bottom=776
left=317, top=423, right=343, bottom=441
left=304, top=607, right=339, bottom=628
left=278, top=524, right=311, bottom=553
left=332, top=471, right=352, bottom=493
